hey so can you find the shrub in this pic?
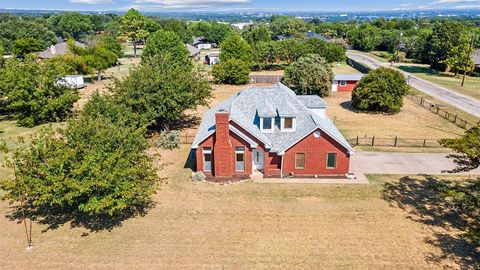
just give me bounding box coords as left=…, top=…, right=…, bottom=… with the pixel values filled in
left=191, top=172, right=206, bottom=182
left=282, top=54, right=333, bottom=97
left=157, top=130, right=180, bottom=150
left=212, top=59, right=251, bottom=85
left=351, top=67, right=409, bottom=113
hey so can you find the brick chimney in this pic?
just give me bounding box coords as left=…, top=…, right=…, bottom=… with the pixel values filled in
left=213, top=110, right=232, bottom=177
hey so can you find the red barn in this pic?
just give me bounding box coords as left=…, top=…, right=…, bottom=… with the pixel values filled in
left=331, top=74, right=364, bottom=93
left=191, top=83, right=354, bottom=179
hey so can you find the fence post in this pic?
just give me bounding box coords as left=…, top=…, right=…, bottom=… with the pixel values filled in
left=454, top=115, right=457, bottom=123
left=420, top=97, right=424, bottom=105
left=423, top=139, right=426, bottom=148
left=356, top=135, right=359, bottom=146
left=371, top=136, right=375, bottom=146
left=394, top=136, right=398, bottom=147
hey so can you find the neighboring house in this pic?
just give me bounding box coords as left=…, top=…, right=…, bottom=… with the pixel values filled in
left=331, top=74, right=364, bottom=92
left=186, top=44, right=200, bottom=61
left=191, top=83, right=354, bottom=179
left=205, top=52, right=220, bottom=66
left=472, top=49, right=480, bottom=69
left=306, top=31, right=329, bottom=42
left=38, top=41, right=86, bottom=59
left=231, top=21, right=253, bottom=30
left=273, top=35, right=287, bottom=41
left=193, top=37, right=212, bottom=50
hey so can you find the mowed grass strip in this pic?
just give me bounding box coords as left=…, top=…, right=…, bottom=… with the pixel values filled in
left=398, top=64, right=480, bottom=101
left=1, top=145, right=478, bottom=269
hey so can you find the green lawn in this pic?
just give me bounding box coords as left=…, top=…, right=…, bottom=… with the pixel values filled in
left=398, top=64, right=480, bottom=100
left=332, top=62, right=361, bottom=74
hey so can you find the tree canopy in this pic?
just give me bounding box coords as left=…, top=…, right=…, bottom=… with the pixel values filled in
left=440, top=123, right=480, bottom=173
left=0, top=94, right=157, bottom=218
left=282, top=54, right=333, bottom=97
left=112, top=54, right=211, bottom=129
left=351, top=68, right=409, bottom=113
left=142, top=30, right=189, bottom=64
left=0, top=57, right=79, bottom=127
left=12, top=37, right=42, bottom=58
left=219, top=34, right=253, bottom=65
left=120, top=9, right=150, bottom=58
left=212, top=59, right=251, bottom=85
left=48, top=12, right=94, bottom=40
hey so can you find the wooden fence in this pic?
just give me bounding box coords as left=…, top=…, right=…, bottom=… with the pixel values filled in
left=348, top=136, right=442, bottom=148
left=407, top=95, right=474, bottom=130
left=249, top=75, right=284, bottom=84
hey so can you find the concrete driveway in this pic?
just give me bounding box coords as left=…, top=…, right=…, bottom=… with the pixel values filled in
left=351, top=152, right=480, bottom=175
left=346, top=52, right=480, bottom=118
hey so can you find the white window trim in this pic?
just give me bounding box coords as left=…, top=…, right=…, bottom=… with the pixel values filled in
left=340, top=80, right=347, bottom=87
left=326, top=153, right=337, bottom=169
left=281, top=117, right=296, bottom=132
left=260, top=117, right=274, bottom=133
left=203, top=147, right=212, bottom=172
left=235, top=146, right=246, bottom=172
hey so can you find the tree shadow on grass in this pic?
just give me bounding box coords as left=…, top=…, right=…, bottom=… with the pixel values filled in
left=382, top=175, right=480, bottom=268
left=5, top=201, right=155, bottom=235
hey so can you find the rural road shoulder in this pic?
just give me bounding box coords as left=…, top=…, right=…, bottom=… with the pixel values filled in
left=346, top=52, right=480, bottom=118
left=351, top=151, right=480, bottom=175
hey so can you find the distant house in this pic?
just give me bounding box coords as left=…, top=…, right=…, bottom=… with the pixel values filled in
left=471, top=49, right=480, bottom=69
left=205, top=52, right=220, bottom=66
left=273, top=35, right=287, bottom=41
left=331, top=74, right=364, bottom=93
left=193, top=37, right=212, bottom=50
left=38, top=41, right=86, bottom=59
left=186, top=44, right=200, bottom=61
left=306, top=31, right=329, bottom=42
left=231, top=21, right=253, bottom=30
left=191, top=83, right=354, bottom=179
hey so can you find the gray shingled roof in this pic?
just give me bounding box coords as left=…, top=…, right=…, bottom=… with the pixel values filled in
left=334, top=74, right=365, bottom=81
left=297, top=95, right=327, bottom=108
left=191, top=83, right=354, bottom=154
left=472, top=49, right=480, bottom=66
left=185, top=43, right=200, bottom=57
left=38, top=41, right=86, bottom=59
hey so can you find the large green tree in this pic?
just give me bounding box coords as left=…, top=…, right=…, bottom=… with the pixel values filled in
left=0, top=94, right=157, bottom=219
left=189, top=21, right=233, bottom=44
left=112, top=54, right=212, bottom=129
left=283, top=55, right=333, bottom=97
left=269, top=15, right=309, bottom=38
left=120, top=9, right=149, bottom=58
left=12, top=37, right=42, bottom=58
left=48, top=12, right=94, bottom=40
left=252, top=41, right=280, bottom=70
left=142, top=30, right=189, bottom=64
left=440, top=123, right=480, bottom=173
left=442, top=34, right=474, bottom=76
left=219, top=34, right=253, bottom=65
left=347, top=24, right=379, bottom=52
left=0, top=57, right=79, bottom=127
left=70, top=42, right=118, bottom=81
left=305, top=38, right=346, bottom=63
left=427, top=21, right=465, bottom=71
left=351, top=68, right=409, bottom=113
left=212, top=59, right=251, bottom=85
left=278, top=39, right=306, bottom=64
left=242, top=24, right=272, bottom=45
left=97, top=35, right=123, bottom=58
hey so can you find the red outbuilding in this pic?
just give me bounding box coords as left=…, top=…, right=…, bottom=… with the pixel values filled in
left=191, top=83, right=354, bottom=179
left=331, top=74, right=364, bottom=93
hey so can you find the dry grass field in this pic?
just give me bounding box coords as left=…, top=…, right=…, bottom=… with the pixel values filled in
left=324, top=92, right=466, bottom=140
left=1, top=144, right=479, bottom=269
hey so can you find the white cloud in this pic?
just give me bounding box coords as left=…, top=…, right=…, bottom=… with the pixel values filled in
left=455, top=4, right=480, bottom=7
left=70, top=0, right=113, bottom=4
left=128, top=0, right=250, bottom=10
left=431, top=0, right=479, bottom=3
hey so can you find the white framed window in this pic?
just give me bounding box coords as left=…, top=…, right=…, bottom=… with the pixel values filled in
left=260, top=117, right=274, bottom=133
left=235, top=146, right=245, bottom=172
left=295, top=153, right=305, bottom=169
left=326, top=153, right=337, bottom=169
left=203, top=147, right=212, bottom=172
left=281, top=117, right=296, bottom=132
left=340, top=80, right=347, bottom=87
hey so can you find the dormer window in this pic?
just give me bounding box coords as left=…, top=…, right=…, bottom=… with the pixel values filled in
left=281, top=117, right=296, bottom=132
left=260, top=117, right=274, bottom=133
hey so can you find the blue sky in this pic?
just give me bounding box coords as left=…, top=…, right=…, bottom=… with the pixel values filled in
left=1, top=0, right=480, bottom=12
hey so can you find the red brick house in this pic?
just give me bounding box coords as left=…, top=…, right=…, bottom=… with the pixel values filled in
left=331, top=74, right=364, bottom=93
left=191, top=83, right=354, bottom=179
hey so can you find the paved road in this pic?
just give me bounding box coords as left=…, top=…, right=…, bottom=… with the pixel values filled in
left=351, top=152, right=480, bottom=175
left=346, top=52, right=480, bottom=118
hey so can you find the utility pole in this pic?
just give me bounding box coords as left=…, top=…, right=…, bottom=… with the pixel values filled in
left=461, top=34, right=474, bottom=87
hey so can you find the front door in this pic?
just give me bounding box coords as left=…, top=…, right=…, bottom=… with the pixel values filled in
left=253, top=149, right=264, bottom=171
